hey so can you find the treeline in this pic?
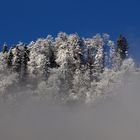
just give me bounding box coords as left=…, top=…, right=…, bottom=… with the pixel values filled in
left=0, top=33, right=128, bottom=82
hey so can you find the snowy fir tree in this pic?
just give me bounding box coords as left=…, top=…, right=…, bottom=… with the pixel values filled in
left=7, top=47, right=14, bottom=69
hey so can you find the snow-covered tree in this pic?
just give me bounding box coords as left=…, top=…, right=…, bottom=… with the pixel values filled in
left=7, top=47, right=14, bottom=69
left=0, top=51, right=8, bottom=73
left=68, top=33, right=83, bottom=69
left=84, top=34, right=105, bottom=81
left=2, top=43, right=8, bottom=54
left=55, top=40, right=75, bottom=93
left=20, top=45, right=30, bottom=79
left=93, top=34, right=105, bottom=73
left=28, top=37, right=54, bottom=80
left=12, top=45, right=22, bottom=74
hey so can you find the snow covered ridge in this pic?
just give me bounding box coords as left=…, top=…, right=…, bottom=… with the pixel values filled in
left=0, top=33, right=136, bottom=104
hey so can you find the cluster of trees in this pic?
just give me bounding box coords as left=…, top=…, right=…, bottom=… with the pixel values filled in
left=1, top=42, right=30, bottom=79
left=0, top=33, right=128, bottom=80
left=0, top=32, right=129, bottom=102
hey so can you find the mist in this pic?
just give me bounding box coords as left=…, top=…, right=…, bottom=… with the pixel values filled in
left=0, top=70, right=140, bottom=140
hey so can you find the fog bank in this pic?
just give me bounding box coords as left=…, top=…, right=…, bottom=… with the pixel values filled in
left=0, top=71, right=140, bottom=140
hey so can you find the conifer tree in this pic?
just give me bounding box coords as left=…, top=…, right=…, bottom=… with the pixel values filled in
left=2, top=43, right=8, bottom=54
left=117, top=34, right=128, bottom=60
left=20, top=45, right=30, bottom=79
left=0, top=43, right=9, bottom=73
left=28, top=37, right=54, bottom=79
left=68, top=33, right=83, bottom=70
left=7, top=48, right=14, bottom=69
left=13, top=46, right=22, bottom=74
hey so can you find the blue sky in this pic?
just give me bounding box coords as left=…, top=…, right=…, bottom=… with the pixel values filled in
left=0, top=0, right=140, bottom=62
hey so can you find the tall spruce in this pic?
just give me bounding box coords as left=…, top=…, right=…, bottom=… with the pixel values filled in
left=2, top=43, right=8, bottom=54
left=13, top=46, right=22, bottom=74
left=7, top=48, right=14, bottom=69
left=20, top=45, right=30, bottom=79
left=117, top=34, right=128, bottom=60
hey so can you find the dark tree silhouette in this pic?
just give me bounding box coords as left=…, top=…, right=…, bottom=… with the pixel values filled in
left=13, top=46, right=22, bottom=73
left=2, top=43, right=8, bottom=54
left=20, top=45, right=30, bottom=79
left=7, top=48, right=14, bottom=69
left=117, top=34, right=128, bottom=60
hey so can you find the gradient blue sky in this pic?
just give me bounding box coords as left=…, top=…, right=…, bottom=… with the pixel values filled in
left=0, top=0, right=139, bottom=62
